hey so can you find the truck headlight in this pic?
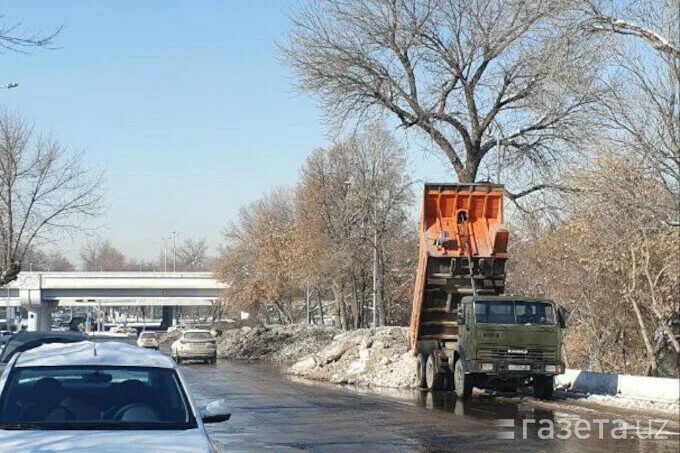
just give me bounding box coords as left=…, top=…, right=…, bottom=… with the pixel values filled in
left=477, top=362, right=494, bottom=372
left=546, top=364, right=564, bottom=374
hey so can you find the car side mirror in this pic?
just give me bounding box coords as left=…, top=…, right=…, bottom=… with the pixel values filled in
left=200, top=399, right=231, bottom=424
left=557, top=306, right=569, bottom=329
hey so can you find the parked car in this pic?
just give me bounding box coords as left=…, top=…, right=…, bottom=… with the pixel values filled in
left=0, top=341, right=230, bottom=452
left=0, top=331, right=13, bottom=345
left=136, top=331, right=160, bottom=349
left=0, top=331, right=89, bottom=374
left=171, top=330, right=217, bottom=364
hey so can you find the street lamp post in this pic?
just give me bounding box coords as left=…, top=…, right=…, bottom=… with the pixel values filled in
left=172, top=231, right=177, bottom=273
left=162, top=237, right=170, bottom=272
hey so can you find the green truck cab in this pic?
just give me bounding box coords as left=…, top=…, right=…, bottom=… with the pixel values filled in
left=453, top=296, right=566, bottom=399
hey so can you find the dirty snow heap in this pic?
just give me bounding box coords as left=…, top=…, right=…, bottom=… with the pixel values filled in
left=289, top=326, right=418, bottom=388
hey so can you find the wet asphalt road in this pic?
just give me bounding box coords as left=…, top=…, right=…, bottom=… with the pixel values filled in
left=177, top=360, right=680, bottom=453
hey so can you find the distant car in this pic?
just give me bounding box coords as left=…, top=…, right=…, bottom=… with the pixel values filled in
left=0, top=331, right=13, bottom=345
left=0, top=341, right=230, bottom=452
left=136, top=331, right=160, bottom=349
left=171, top=330, right=217, bottom=364
left=0, top=331, right=89, bottom=373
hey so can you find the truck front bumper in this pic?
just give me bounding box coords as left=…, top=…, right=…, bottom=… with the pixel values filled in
left=465, top=359, right=564, bottom=376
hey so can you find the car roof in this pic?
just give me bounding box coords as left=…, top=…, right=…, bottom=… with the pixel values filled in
left=11, top=330, right=88, bottom=341
left=14, top=341, right=176, bottom=369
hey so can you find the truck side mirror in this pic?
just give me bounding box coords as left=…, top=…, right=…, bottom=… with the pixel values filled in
left=557, top=306, right=569, bottom=329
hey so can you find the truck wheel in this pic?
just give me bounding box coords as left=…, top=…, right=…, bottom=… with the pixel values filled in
left=454, top=359, right=473, bottom=399
left=533, top=376, right=554, bottom=400
left=426, top=353, right=444, bottom=391
left=416, top=353, right=428, bottom=388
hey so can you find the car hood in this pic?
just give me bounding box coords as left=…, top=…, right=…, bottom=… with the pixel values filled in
left=0, top=428, right=216, bottom=452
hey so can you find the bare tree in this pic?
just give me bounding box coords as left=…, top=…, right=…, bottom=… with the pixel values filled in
left=294, top=123, right=414, bottom=328
left=583, top=0, right=679, bottom=226
left=0, top=113, right=103, bottom=282
left=176, top=238, right=210, bottom=271
left=217, top=189, right=299, bottom=324
left=80, top=240, right=126, bottom=271
left=583, top=0, right=680, bottom=58
left=22, top=248, right=75, bottom=271
left=283, top=0, right=605, bottom=199
left=0, top=15, right=60, bottom=52
left=46, top=252, right=75, bottom=271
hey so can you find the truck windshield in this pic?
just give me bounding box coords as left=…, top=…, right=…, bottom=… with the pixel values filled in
left=475, top=300, right=555, bottom=325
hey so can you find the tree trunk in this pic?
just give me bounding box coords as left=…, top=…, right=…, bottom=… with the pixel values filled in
left=627, top=294, right=658, bottom=375
left=272, top=300, right=293, bottom=325
left=377, top=243, right=387, bottom=326
left=331, top=280, right=347, bottom=330
left=317, top=292, right=325, bottom=325
left=350, top=275, right=362, bottom=329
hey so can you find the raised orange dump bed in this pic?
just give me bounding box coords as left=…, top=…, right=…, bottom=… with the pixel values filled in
left=410, top=183, right=509, bottom=352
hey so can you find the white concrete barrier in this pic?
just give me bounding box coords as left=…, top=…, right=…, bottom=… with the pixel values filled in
left=555, top=369, right=680, bottom=403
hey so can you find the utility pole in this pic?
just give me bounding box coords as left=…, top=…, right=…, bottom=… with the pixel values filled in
left=305, top=282, right=311, bottom=324
left=372, top=196, right=378, bottom=328
left=494, top=121, right=503, bottom=184
left=5, top=287, right=9, bottom=331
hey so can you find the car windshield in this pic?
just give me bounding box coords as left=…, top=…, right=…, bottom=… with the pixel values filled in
left=140, top=333, right=157, bottom=339
left=0, top=335, right=87, bottom=364
left=475, top=300, right=555, bottom=325
left=184, top=332, right=211, bottom=341
left=0, top=366, right=196, bottom=430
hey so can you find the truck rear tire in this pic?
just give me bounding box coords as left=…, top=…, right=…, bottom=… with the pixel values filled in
left=533, top=376, right=554, bottom=400
left=454, top=359, right=473, bottom=399
left=426, top=353, right=445, bottom=391
left=416, top=353, right=428, bottom=388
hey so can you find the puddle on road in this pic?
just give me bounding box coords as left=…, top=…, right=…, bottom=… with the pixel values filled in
left=287, top=371, right=680, bottom=449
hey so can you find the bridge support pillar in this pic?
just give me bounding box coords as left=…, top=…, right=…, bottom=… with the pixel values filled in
left=161, top=306, right=176, bottom=330
left=27, top=301, right=58, bottom=332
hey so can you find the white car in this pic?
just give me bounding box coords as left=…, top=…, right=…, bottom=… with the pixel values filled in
left=0, top=341, right=230, bottom=452
left=171, top=330, right=217, bottom=364
left=136, top=331, right=160, bottom=349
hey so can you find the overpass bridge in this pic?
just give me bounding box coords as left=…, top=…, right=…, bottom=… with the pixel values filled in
left=3, top=272, right=227, bottom=331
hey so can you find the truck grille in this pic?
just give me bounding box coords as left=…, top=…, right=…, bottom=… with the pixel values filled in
left=477, top=348, right=556, bottom=361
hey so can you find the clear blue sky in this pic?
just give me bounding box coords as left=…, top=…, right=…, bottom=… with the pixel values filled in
left=1, top=1, right=451, bottom=264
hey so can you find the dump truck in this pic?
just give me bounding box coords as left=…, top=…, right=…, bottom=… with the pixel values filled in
left=410, top=183, right=566, bottom=399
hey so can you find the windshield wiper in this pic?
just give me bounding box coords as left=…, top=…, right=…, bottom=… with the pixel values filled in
left=0, top=423, right=45, bottom=430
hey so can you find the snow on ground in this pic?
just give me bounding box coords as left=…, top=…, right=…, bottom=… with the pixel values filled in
left=556, top=391, right=680, bottom=419
left=289, top=326, right=418, bottom=388
left=216, top=324, right=341, bottom=363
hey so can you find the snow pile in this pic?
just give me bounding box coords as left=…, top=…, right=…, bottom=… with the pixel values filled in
left=288, top=326, right=418, bottom=388
left=216, top=324, right=340, bottom=362
left=158, top=328, right=184, bottom=346
left=555, top=369, right=680, bottom=404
